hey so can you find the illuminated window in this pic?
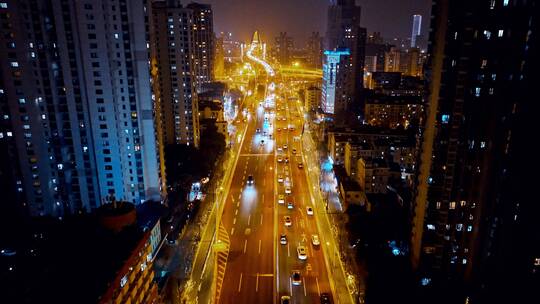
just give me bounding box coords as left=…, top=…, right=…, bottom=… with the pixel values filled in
left=460, top=200, right=467, bottom=207
left=456, top=224, right=463, bottom=231
left=427, top=224, right=436, bottom=230
left=467, top=225, right=473, bottom=232
left=436, top=201, right=441, bottom=209
left=475, top=87, right=481, bottom=97
left=504, top=0, right=509, bottom=6
left=442, top=114, right=450, bottom=124
left=481, top=59, right=488, bottom=68
left=10, top=61, right=19, bottom=67
left=450, top=201, right=456, bottom=209
left=483, top=30, right=491, bottom=39
left=498, top=30, right=504, bottom=37
left=0, top=3, right=7, bottom=8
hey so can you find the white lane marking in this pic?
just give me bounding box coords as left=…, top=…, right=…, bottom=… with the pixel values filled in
left=260, top=213, right=263, bottom=225
left=248, top=214, right=251, bottom=226
left=316, top=276, right=321, bottom=296
left=258, top=239, right=262, bottom=254
left=243, top=239, right=248, bottom=253
left=238, top=273, right=243, bottom=292
left=238, top=194, right=242, bottom=200
left=235, top=209, right=238, bottom=216
left=230, top=228, right=235, bottom=236
left=303, top=277, right=307, bottom=296
left=237, top=202, right=240, bottom=208
left=233, top=217, right=236, bottom=225
left=256, top=273, right=259, bottom=292
left=289, top=277, right=293, bottom=295
left=287, top=243, right=290, bottom=257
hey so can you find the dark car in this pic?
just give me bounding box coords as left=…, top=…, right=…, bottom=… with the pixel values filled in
left=247, top=175, right=254, bottom=185
left=320, top=293, right=331, bottom=304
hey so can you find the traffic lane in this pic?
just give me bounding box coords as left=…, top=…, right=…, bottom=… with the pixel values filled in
left=220, top=101, right=273, bottom=299
left=277, top=196, right=316, bottom=304
left=220, top=154, right=274, bottom=303
left=284, top=104, right=333, bottom=302
left=291, top=169, right=332, bottom=302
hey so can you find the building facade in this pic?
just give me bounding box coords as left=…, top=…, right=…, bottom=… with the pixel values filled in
left=187, top=2, right=214, bottom=88
left=321, top=49, right=351, bottom=114
left=307, top=32, right=323, bottom=69
left=410, top=14, right=422, bottom=48
left=411, top=1, right=538, bottom=302
left=274, top=32, right=293, bottom=66
left=0, top=0, right=160, bottom=216
left=325, top=0, right=365, bottom=112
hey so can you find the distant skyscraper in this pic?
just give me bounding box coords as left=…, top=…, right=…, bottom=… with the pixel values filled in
left=222, top=32, right=242, bottom=63
left=0, top=0, right=160, bottom=216
left=321, top=49, right=351, bottom=114
left=274, top=32, right=294, bottom=65
left=410, top=14, right=422, bottom=48
left=325, top=0, right=365, bottom=114
left=214, top=35, right=225, bottom=79
left=307, top=32, right=323, bottom=69
left=411, top=1, right=537, bottom=302
left=187, top=2, right=214, bottom=88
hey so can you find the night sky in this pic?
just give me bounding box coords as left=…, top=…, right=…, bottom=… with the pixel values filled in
left=198, top=0, right=432, bottom=46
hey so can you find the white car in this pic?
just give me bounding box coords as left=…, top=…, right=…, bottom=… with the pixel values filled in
left=311, top=234, right=320, bottom=246
left=278, top=194, right=285, bottom=204
left=283, top=144, right=288, bottom=149
left=277, top=147, right=283, bottom=152
left=285, top=187, right=291, bottom=194
left=284, top=216, right=292, bottom=227
left=287, top=201, right=294, bottom=209
left=297, top=245, right=307, bottom=260
left=277, top=156, right=283, bottom=163
left=277, top=175, right=284, bottom=183
left=306, top=206, right=314, bottom=215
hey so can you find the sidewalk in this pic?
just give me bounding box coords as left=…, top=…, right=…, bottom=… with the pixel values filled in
left=155, top=153, right=228, bottom=303
left=302, top=125, right=366, bottom=304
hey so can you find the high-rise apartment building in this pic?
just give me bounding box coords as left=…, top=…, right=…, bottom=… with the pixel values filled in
left=275, top=32, right=294, bottom=66
left=150, top=0, right=202, bottom=193
left=214, top=35, right=225, bottom=79
left=307, top=32, right=323, bottom=69
left=325, top=0, right=365, bottom=113
left=411, top=14, right=422, bottom=48
left=0, top=0, right=160, bottom=217
left=411, top=1, right=537, bottom=302
left=187, top=2, right=214, bottom=87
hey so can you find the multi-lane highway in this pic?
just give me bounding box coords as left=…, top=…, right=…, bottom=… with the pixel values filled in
left=274, top=91, right=333, bottom=303
left=216, top=42, right=335, bottom=303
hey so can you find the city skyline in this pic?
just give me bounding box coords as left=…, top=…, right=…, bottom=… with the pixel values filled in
left=0, top=0, right=536, bottom=303
left=199, top=0, right=431, bottom=45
